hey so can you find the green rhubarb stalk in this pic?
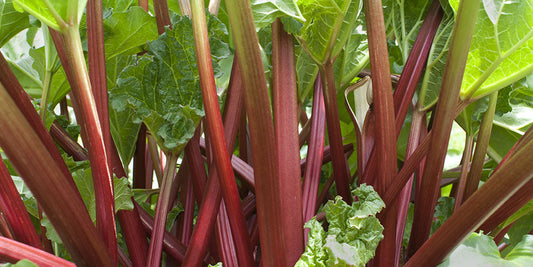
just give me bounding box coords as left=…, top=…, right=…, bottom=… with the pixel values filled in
left=463, top=92, right=498, bottom=201
left=408, top=0, right=481, bottom=257
left=147, top=152, right=179, bottom=267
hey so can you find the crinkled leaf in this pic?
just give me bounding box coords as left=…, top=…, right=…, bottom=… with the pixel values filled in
left=111, top=15, right=230, bottom=153
left=417, top=4, right=454, bottom=110
left=103, top=6, right=158, bottom=59
left=459, top=1, right=533, bottom=100
left=0, top=0, right=30, bottom=47
left=388, top=0, right=432, bottom=63
left=296, top=184, right=384, bottom=267
left=297, top=0, right=363, bottom=64
left=251, top=0, right=305, bottom=30
left=12, top=0, right=87, bottom=30
left=295, top=218, right=328, bottom=267
left=439, top=233, right=533, bottom=266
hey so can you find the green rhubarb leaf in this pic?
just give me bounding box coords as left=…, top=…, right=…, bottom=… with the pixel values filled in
left=296, top=0, right=363, bottom=65
left=296, top=219, right=328, bottom=267
left=12, top=0, right=87, bottom=30
left=107, top=55, right=140, bottom=168
left=296, top=46, right=319, bottom=102
left=72, top=168, right=134, bottom=221
left=459, top=1, right=533, bottom=100
left=0, top=0, right=30, bottom=47
left=103, top=0, right=135, bottom=12
left=334, top=13, right=368, bottom=89
left=389, top=0, right=432, bottom=64
left=296, top=184, right=384, bottom=267
left=417, top=2, right=454, bottom=110
left=439, top=233, right=533, bottom=266
left=251, top=0, right=305, bottom=30
left=110, top=14, right=230, bottom=153
left=103, top=6, right=158, bottom=59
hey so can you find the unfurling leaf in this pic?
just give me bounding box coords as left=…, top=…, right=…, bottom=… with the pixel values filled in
left=296, top=184, right=384, bottom=267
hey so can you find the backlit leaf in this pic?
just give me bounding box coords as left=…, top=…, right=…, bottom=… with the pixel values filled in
left=251, top=0, right=305, bottom=30
left=103, top=6, right=158, bottom=59
left=296, top=0, right=363, bottom=64
left=0, top=0, right=30, bottom=47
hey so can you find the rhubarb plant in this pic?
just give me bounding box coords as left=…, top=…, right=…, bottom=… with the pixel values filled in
left=1, top=0, right=533, bottom=266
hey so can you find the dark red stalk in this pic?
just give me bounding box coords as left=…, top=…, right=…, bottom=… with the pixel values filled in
left=0, top=213, right=13, bottom=238
left=0, top=236, right=75, bottom=267
left=224, top=0, right=288, bottom=263
left=188, top=1, right=253, bottom=265
left=361, top=0, right=441, bottom=185
left=61, top=24, right=117, bottom=262
left=183, top=168, right=223, bottom=265
left=153, top=0, right=172, bottom=34
left=51, top=121, right=149, bottom=267
left=394, top=108, right=426, bottom=264
left=86, top=1, right=118, bottom=261
left=0, top=158, right=42, bottom=249
left=0, top=53, right=78, bottom=195
left=184, top=61, right=244, bottom=265
left=406, top=136, right=533, bottom=266
left=300, top=143, right=353, bottom=171
left=138, top=0, right=148, bottom=11
left=177, top=172, right=194, bottom=245
left=0, top=84, right=112, bottom=266
left=133, top=124, right=148, bottom=189
left=320, top=62, right=352, bottom=204
left=363, top=0, right=398, bottom=264
left=302, top=74, right=326, bottom=228
left=50, top=122, right=88, bottom=161
left=147, top=152, right=178, bottom=267
left=463, top=92, right=498, bottom=201
left=452, top=135, right=474, bottom=211
left=393, top=0, right=443, bottom=136
left=136, top=203, right=188, bottom=263
left=407, top=0, right=480, bottom=257
left=272, top=19, right=304, bottom=263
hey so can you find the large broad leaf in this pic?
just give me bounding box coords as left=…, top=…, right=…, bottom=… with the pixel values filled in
left=296, top=184, right=384, bottom=267
left=297, top=0, right=363, bottom=65
left=389, top=0, right=432, bottom=64
left=103, top=6, right=158, bottom=59
left=458, top=1, right=533, bottom=100
left=0, top=0, right=30, bottom=47
left=417, top=2, right=454, bottom=110
left=110, top=14, right=230, bottom=153
left=12, top=0, right=87, bottom=30
left=438, top=233, right=533, bottom=266
left=251, top=0, right=305, bottom=30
